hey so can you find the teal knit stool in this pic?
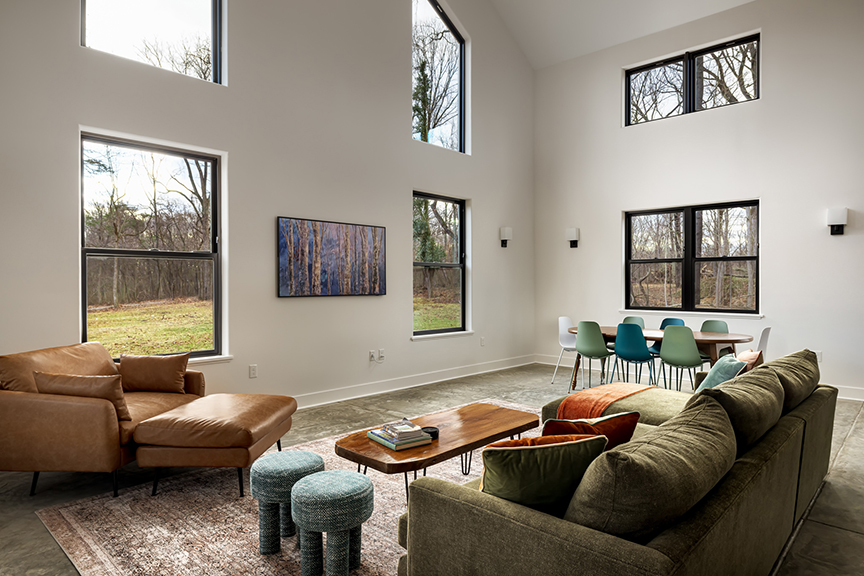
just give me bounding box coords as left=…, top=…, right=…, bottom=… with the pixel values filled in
left=291, top=470, right=374, bottom=576
left=250, top=450, right=325, bottom=555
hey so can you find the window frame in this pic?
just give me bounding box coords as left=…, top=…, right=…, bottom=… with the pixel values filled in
left=80, top=133, right=222, bottom=358
left=625, top=34, right=760, bottom=126
left=625, top=200, right=759, bottom=314
left=414, top=0, right=466, bottom=153
left=80, top=0, right=223, bottom=84
left=412, top=191, right=466, bottom=335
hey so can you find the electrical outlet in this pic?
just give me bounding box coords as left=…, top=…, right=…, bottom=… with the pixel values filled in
left=369, top=350, right=377, bottom=362
left=378, top=348, right=385, bottom=360
left=480, top=337, right=486, bottom=347
left=249, top=364, right=258, bottom=378
left=813, top=350, right=823, bottom=363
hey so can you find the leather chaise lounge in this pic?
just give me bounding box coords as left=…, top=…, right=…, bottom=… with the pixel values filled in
left=0, top=342, right=297, bottom=497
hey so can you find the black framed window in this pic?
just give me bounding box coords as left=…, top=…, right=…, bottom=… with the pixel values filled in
left=412, top=0, right=466, bottom=152
left=626, top=201, right=759, bottom=313
left=82, top=0, right=223, bottom=84
left=413, top=192, right=466, bottom=334
left=626, top=34, right=759, bottom=125
left=81, top=134, right=221, bottom=357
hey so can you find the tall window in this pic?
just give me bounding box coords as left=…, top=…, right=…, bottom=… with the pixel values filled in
left=82, top=0, right=222, bottom=83
left=626, top=35, right=759, bottom=125
left=626, top=201, right=759, bottom=313
left=412, top=0, right=465, bottom=152
left=413, top=193, right=465, bottom=334
left=81, top=134, right=220, bottom=357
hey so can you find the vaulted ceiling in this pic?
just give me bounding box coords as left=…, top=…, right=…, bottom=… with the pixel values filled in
left=486, top=0, right=756, bottom=69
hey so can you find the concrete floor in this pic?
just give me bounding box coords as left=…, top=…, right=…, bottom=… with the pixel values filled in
left=0, top=363, right=861, bottom=575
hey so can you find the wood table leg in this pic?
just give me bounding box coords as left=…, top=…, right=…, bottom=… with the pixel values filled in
left=569, top=354, right=582, bottom=392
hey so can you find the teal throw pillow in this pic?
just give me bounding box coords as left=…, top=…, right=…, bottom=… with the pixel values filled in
left=694, top=354, right=746, bottom=393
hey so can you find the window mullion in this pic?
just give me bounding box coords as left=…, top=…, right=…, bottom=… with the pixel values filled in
left=682, top=207, right=695, bottom=310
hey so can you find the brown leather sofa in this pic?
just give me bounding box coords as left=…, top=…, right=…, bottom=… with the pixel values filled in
left=0, top=342, right=297, bottom=497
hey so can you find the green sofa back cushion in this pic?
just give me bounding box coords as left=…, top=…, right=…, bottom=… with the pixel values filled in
left=689, top=365, right=784, bottom=455
left=480, top=434, right=607, bottom=517
left=761, top=349, right=819, bottom=412
left=565, top=395, right=736, bottom=541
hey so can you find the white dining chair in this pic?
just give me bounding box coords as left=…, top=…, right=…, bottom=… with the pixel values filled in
left=552, top=316, right=578, bottom=384
left=757, top=326, right=772, bottom=360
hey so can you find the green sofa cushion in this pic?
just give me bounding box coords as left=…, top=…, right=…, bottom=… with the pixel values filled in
left=565, top=395, right=736, bottom=541
left=481, top=435, right=607, bottom=517
left=689, top=365, right=784, bottom=455
left=761, top=349, right=820, bottom=412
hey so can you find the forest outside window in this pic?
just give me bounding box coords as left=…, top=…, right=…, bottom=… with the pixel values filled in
left=412, top=0, right=465, bottom=152
left=626, top=35, right=759, bottom=125
left=626, top=201, right=759, bottom=313
left=413, top=193, right=465, bottom=334
left=81, top=134, right=220, bottom=357
left=82, top=0, right=222, bottom=83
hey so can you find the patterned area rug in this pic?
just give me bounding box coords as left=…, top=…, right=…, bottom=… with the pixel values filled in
left=37, top=400, right=540, bottom=576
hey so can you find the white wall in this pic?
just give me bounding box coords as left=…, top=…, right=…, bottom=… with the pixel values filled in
left=533, top=0, right=864, bottom=399
left=0, top=0, right=536, bottom=406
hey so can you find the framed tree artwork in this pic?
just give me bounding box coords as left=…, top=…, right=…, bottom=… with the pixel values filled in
left=277, top=217, right=386, bottom=297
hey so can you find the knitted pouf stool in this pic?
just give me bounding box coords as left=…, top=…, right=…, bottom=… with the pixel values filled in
left=291, top=470, right=375, bottom=576
left=250, top=450, right=325, bottom=555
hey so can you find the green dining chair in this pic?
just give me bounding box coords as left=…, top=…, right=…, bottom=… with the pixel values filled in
left=609, top=323, right=654, bottom=386
left=607, top=316, right=645, bottom=352
left=573, top=321, right=613, bottom=390
left=659, top=326, right=706, bottom=391
left=699, top=319, right=733, bottom=361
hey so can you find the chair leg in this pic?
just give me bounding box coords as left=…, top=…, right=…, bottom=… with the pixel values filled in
left=112, top=470, right=119, bottom=498
left=238, top=468, right=244, bottom=497
left=277, top=439, right=282, bottom=451
left=29, top=472, right=39, bottom=497
left=151, top=468, right=161, bottom=496
left=551, top=348, right=566, bottom=384
left=610, top=357, right=618, bottom=383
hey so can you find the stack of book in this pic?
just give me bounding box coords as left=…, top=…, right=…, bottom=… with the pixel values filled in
left=367, top=418, right=433, bottom=451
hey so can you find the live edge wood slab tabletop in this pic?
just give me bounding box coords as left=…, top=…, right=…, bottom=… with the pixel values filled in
left=334, top=402, right=539, bottom=475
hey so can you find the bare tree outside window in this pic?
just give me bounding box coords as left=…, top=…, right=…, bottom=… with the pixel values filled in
left=629, top=62, right=684, bottom=124
left=412, top=0, right=462, bottom=151
left=695, top=40, right=758, bottom=110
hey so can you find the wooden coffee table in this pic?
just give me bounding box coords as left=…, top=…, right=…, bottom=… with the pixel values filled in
left=334, top=402, right=539, bottom=501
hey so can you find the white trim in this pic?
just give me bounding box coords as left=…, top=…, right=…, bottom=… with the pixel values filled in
left=617, top=309, right=765, bottom=320
left=188, top=354, right=233, bottom=366
left=411, top=330, right=475, bottom=342
left=833, top=385, right=864, bottom=402
left=294, top=354, right=532, bottom=409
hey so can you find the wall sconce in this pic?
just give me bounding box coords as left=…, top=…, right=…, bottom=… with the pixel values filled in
left=827, top=208, right=848, bottom=235
left=499, top=227, right=512, bottom=248
left=565, top=227, right=580, bottom=248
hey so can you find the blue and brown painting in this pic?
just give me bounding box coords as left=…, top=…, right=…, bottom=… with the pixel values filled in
left=277, top=217, right=386, bottom=297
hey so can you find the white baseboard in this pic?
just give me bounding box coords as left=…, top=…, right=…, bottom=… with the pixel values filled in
left=294, top=355, right=536, bottom=409
left=832, top=384, right=864, bottom=402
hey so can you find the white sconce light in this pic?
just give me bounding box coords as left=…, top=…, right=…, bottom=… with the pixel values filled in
left=499, top=227, right=512, bottom=248
left=827, top=208, right=848, bottom=235
left=565, top=227, right=580, bottom=248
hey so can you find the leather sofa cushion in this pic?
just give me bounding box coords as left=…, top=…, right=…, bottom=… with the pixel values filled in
left=34, top=372, right=131, bottom=421
left=565, top=394, right=736, bottom=541
left=0, top=342, right=117, bottom=394
left=120, top=353, right=189, bottom=393
left=119, top=392, right=201, bottom=445
left=760, top=349, right=819, bottom=413
left=688, top=366, right=784, bottom=455
left=133, top=393, right=298, bottom=448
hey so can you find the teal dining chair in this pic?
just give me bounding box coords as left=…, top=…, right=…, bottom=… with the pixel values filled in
left=608, top=316, right=645, bottom=352
left=573, top=321, right=613, bottom=390
left=659, top=326, right=706, bottom=391
left=700, top=319, right=732, bottom=361
left=609, top=323, right=654, bottom=385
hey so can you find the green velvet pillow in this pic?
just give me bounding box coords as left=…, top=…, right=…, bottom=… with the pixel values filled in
left=694, top=354, right=746, bottom=393
left=480, top=435, right=607, bottom=517
left=565, top=395, right=736, bottom=541
left=760, top=349, right=819, bottom=412
left=688, top=365, right=784, bottom=455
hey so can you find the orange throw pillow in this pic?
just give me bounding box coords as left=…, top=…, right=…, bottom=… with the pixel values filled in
left=541, top=411, right=640, bottom=449
left=736, top=349, right=764, bottom=372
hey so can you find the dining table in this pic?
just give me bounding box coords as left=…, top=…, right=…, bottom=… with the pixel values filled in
left=566, top=325, right=753, bottom=392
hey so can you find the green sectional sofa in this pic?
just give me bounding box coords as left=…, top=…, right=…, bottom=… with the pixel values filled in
left=397, top=350, right=836, bottom=576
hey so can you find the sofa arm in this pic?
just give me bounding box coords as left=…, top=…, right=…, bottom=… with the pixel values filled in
left=402, top=477, right=674, bottom=576
left=0, top=391, right=121, bottom=473
left=184, top=370, right=205, bottom=396
left=541, top=395, right=568, bottom=423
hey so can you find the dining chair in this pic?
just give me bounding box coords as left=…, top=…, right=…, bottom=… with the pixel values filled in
left=699, top=319, right=732, bottom=361
left=608, top=316, right=645, bottom=352
left=551, top=316, right=578, bottom=384
left=757, top=326, right=772, bottom=360
left=609, top=323, right=654, bottom=386
left=659, top=326, right=706, bottom=391
left=573, top=321, right=613, bottom=390
left=647, top=317, right=685, bottom=356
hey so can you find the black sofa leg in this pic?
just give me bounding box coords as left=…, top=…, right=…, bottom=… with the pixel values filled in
left=112, top=470, right=119, bottom=497
left=151, top=468, right=161, bottom=496
left=238, top=468, right=244, bottom=497
left=277, top=439, right=282, bottom=451
left=30, top=472, right=39, bottom=497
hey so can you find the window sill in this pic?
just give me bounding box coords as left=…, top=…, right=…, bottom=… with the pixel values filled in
left=189, top=354, right=233, bottom=366
left=411, top=330, right=475, bottom=342
left=618, top=310, right=764, bottom=320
